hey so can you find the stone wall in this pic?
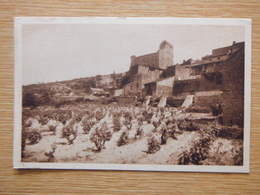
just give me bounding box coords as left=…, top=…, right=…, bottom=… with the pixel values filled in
left=172, top=73, right=223, bottom=106
left=142, top=70, right=162, bottom=85
left=157, top=85, right=173, bottom=97
left=216, top=47, right=245, bottom=127
left=175, top=64, right=190, bottom=80
left=195, top=94, right=221, bottom=107
left=172, top=79, right=200, bottom=98
left=114, top=89, right=123, bottom=96
left=173, top=70, right=224, bottom=97
left=130, top=53, right=158, bottom=67
left=166, top=66, right=175, bottom=77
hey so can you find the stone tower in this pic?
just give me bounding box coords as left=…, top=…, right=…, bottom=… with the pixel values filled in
left=157, top=40, right=174, bottom=69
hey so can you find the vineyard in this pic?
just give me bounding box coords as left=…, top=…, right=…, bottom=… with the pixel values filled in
left=21, top=103, right=243, bottom=165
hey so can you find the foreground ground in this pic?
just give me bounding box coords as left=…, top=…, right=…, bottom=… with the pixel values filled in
left=21, top=103, right=243, bottom=166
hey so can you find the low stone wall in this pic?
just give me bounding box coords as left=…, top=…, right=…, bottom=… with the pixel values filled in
left=195, top=95, right=221, bottom=107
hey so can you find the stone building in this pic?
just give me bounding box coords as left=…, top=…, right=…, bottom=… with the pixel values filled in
left=123, top=40, right=174, bottom=96
left=190, top=41, right=244, bottom=75
left=90, top=88, right=105, bottom=95
left=130, top=40, right=173, bottom=74
left=123, top=69, right=163, bottom=96
left=215, top=45, right=245, bottom=127
left=171, top=44, right=245, bottom=127
left=165, top=63, right=191, bottom=80
left=51, top=83, right=71, bottom=93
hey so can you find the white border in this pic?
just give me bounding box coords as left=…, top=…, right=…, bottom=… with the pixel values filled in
left=13, top=17, right=251, bottom=173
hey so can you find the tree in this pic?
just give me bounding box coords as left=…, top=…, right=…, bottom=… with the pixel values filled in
left=22, top=91, right=39, bottom=109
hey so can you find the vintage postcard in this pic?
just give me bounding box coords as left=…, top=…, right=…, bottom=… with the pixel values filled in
left=14, top=17, right=251, bottom=173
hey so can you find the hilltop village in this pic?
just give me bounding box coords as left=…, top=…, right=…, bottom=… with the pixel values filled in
left=92, top=40, right=243, bottom=127
left=23, top=40, right=245, bottom=127
left=116, top=40, right=245, bottom=127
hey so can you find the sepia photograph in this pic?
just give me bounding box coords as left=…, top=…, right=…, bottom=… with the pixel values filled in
left=14, top=17, right=251, bottom=172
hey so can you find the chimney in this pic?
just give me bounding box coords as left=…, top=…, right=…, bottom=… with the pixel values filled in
left=233, top=41, right=236, bottom=45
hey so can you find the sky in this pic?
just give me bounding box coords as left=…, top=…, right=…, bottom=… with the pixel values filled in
left=21, top=21, right=245, bottom=85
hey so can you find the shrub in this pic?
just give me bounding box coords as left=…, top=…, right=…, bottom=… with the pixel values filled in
left=22, top=91, right=39, bottom=109
left=177, top=121, right=200, bottom=131
left=202, top=71, right=223, bottom=85
left=62, top=124, right=77, bottom=145
left=82, top=118, right=95, bottom=134
left=177, top=151, right=190, bottom=165
left=57, top=110, right=72, bottom=125
left=22, top=118, right=32, bottom=129
left=135, top=124, right=143, bottom=139
left=233, top=147, right=243, bottom=165
left=38, top=116, right=49, bottom=126
left=73, top=112, right=84, bottom=123
left=26, top=129, right=42, bottom=145
left=210, top=105, right=219, bottom=116
left=53, top=99, right=70, bottom=108
left=90, top=122, right=112, bottom=151
left=95, top=110, right=104, bottom=121
left=146, top=137, right=160, bottom=154
left=218, top=126, right=243, bottom=140
left=117, top=131, right=129, bottom=147
left=123, top=118, right=132, bottom=130
left=44, top=144, right=56, bottom=162
left=186, top=122, right=200, bottom=131
left=48, top=125, right=57, bottom=135
left=113, top=116, right=121, bottom=132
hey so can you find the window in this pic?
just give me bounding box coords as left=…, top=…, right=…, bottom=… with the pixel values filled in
left=136, top=83, right=139, bottom=89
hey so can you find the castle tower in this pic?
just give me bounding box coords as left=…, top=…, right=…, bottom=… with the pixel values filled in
left=157, top=40, right=174, bottom=69
left=130, top=55, right=136, bottom=67
left=129, top=40, right=174, bottom=75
